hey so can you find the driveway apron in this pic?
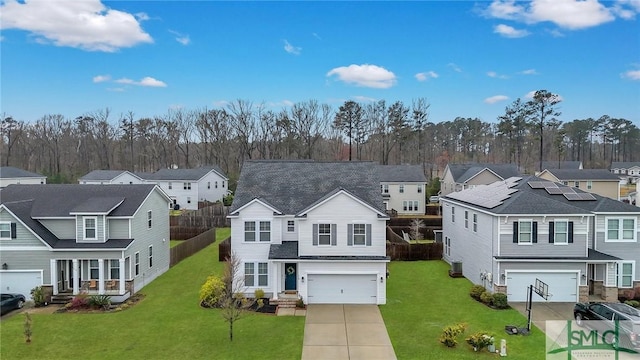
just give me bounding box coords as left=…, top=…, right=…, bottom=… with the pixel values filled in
left=302, top=304, right=397, bottom=360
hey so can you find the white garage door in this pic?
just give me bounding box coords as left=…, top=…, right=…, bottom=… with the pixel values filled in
left=307, top=274, right=377, bottom=304
left=506, top=272, right=578, bottom=302
left=0, top=271, right=43, bottom=300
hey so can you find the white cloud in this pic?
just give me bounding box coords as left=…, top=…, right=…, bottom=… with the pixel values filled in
left=135, top=12, right=150, bottom=21
left=169, top=30, right=190, bottom=45
left=484, top=0, right=631, bottom=30
left=494, top=24, right=530, bottom=38
left=114, top=76, right=167, bottom=87
left=93, top=75, right=111, bottom=83
left=520, top=69, right=538, bottom=75
left=284, top=40, right=301, bottom=55
left=213, top=100, right=229, bottom=107
left=169, top=104, right=184, bottom=110
left=547, top=28, right=565, bottom=37
left=352, top=95, right=377, bottom=102
left=622, top=70, right=640, bottom=80
left=312, top=32, right=322, bottom=40
left=415, top=71, right=439, bottom=82
left=487, top=71, right=509, bottom=79
left=107, top=87, right=125, bottom=92
left=484, top=95, right=509, bottom=104
left=447, top=63, right=463, bottom=73
left=0, top=0, right=153, bottom=52
left=326, top=64, right=397, bottom=89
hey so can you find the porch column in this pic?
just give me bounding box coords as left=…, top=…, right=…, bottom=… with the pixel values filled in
left=50, top=259, right=58, bottom=295
left=119, top=258, right=125, bottom=294
left=72, top=259, right=79, bottom=295
left=98, top=259, right=105, bottom=295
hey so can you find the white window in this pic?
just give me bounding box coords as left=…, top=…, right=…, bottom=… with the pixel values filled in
left=464, top=211, right=469, bottom=229
left=215, top=181, right=218, bottom=189
left=451, top=207, right=455, bottom=223
left=258, top=262, right=268, bottom=286
left=618, top=262, right=634, bottom=288
left=473, top=214, right=478, bottom=233
left=222, top=181, right=225, bottom=188
left=184, top=182, right=191, bottom=190
left=606, top=218, right=637, bottom=242
left=417, top=185, right=422, bottom=193
left=168, top=182, right=172, bottom=190
left=445, top=237, right=451, bottom=256
left=187, top=197, right=191, bottom=204
left=244, top=222, right=256, bottom=242
left=244, top=263, right=255, bottom=286
left=109, top=259, right=119, bottom=279
left=399, top=184, right=404, bottom=193
left=147, top=210, right=152, bottom=229
left=244, top=263, right=267, bottom=287
left=207, top=181, right=211, bottom=189
left=0, top=222, right=11, bottom=239
left=353, top=224, right=366, bottom=246
left=287, top=220, right=295, bottom=232
left=259, top=221, right=271, bottom=242
left=84, top=217, right=97, bottom=240
left=574, top=181, right=580, bottom=188
left=413, top=201, right=419, bottom=211
left=134, top=252, right=140, bottom=276
left=553, top=221, right=569, bottom=244
left=382, top=184, right=389, bottom=194
left=318, top=224, right=331, bottom=245
left=587, top=181, right=593, bottom=190
left=518, top=221, right=533, bottom=244
left=403, top=201, right=408, bottom=211
left=148, top=245, right=153, bottom=268
left=90, top=260, right=99, bottom=279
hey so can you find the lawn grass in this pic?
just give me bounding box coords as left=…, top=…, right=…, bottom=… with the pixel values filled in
left=0, top=227, right=304, bottom=360
left=380, top=260, right=547, bottom=359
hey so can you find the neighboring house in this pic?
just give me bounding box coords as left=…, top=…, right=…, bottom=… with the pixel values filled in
left=441, top=176, right=640, bottom=303
left=0, top=184, right=171, bottom=302
left=440, top=163, right=521, bottom=196
left=79, top=166, right=229, bottom=210
left=378, top=165, right=427, bottom=215
left=78, top=170, right=145, bottom=185
left=537, top=169, right=621, bottom=201
left=540, top=161, right=583, bottom=171
left=143, top=166, right=229, bottom=210
left=229, top=161, right=389, bottom=305
left=0, top=167, right=46, bottom=188
left=611, top=162, right=640, bottom=184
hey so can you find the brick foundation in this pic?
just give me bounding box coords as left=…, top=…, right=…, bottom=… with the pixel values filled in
left=579, top=286, right=589, bottom=303
left=602, top=287, right=618, bottom=302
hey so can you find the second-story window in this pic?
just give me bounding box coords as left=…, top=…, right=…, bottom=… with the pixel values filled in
left=207, top=181, right=211, bottom=189
left=287, top=220, right=295, bottom=232
left=417, top=185, right=422, bottom=193
left=353, top=224, right=366, bottom=245
left=259, top=221, right=271, bottom=242
left=399, top=184, right=404, bottom=193
left=147, top=210, right=152, bottom=229
left=382, top=184, right=389, bottom=194
left=184, top=182, right=191, bottom=190
left=473, top=214, right=478, bottom=232
left=84, top=217, right=97, bottom=240
left=244, top=222, right=256, bottom=242
left=451, top=207, right=455, bottom=223
left=168, top=182, right=172, bottom=189
left=318, top=224, right=332, bottom=245
left=464, top=211, right=469, bottom=229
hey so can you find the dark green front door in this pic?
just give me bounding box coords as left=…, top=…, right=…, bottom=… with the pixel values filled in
left=285, top=263, right=296, bottom=291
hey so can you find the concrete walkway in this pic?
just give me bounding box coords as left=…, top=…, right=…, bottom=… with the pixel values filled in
left=301, top=304, right=397, bottom=360
left=510, top=302, right=574, bottom=332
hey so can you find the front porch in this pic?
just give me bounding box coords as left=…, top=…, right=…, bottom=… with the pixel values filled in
left=50, top=258, right=132, bottom=302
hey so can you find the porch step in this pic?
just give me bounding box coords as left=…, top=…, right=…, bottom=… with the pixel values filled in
left=270, top=297, right=300, bottom=309
left=50, top=294, right=73, bottom=304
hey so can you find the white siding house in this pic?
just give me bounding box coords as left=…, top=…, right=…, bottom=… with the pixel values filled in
left=0, top=167, right=46, bottom=188
left=378, top=165, right=427, bottom=215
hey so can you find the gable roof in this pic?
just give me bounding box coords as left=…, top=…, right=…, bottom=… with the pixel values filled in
left=541, top=169, right=620, bottom=181
left=230, top=160, right=386, bottom=215
left=79, top=170, right=143, bottom=182
left=447, top=163, right=521, bottom=183
left=1, top=184, right=159, bottom=217
left=0, top=167, right=46, bottom=179
left=611, top=162, right=640, bottom=169
left=444, top=175, right=639, bottom=215
left=541, top=161, right=582, bottom=170
left=142, top=166, right=228, bottom=181
left=377, top=165, right=427, bottom=182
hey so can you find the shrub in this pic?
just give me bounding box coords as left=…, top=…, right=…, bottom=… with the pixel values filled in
left=30, top=286, right=46, bottom=307
left=439, top=323, right=467, bottom=348
left=254, top=288, right=265, bottom=299
left=296, top=298, right=305, bottom=309
left=199, top=275, right=226, bottom=308
left=480, top=291, right=493, bottom=304
left=68, top=293, right=89, bottom=309
left=466, top=332, right=494, bottom=351
left=89, top=295, right=111, bottom=310
left=492, top=293, right=509, bottom=309
left=470, top=285, right=486, bottom=301
left=625, top=300, right=640, bottom=308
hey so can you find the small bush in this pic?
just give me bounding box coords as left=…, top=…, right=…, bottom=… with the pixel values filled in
left=470, top=285, right=486, bottom=301
left=30, top=286, right=46, bottom=307
left=625, top=300, right=640, bottom=308
left=296, top=298, right=305, bottom=308
left=466, top=332, right=494, bottom=351
left=68, top=293, right=89, bottom=309
left=89, top=295, right=111, bottom=309
left=439, top=323, right=467, bottom=348
left=492, top=293, right=509, bottom=309
left=199, top=275, right=226, bottom=308
left=254, top=288, right=265, bottom=299
left=480, top=291, right=493, bottom=304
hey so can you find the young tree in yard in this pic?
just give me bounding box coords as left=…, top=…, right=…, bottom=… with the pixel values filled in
left=220, top=253, right=259, bottom=341
left=527, top=90, right=561, bottom=172
left=410, top=219, right=426, bottom=241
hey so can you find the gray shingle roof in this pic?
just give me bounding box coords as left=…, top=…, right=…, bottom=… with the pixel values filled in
left=611, top=162, right=640, bottom=169
left=495, top=249, right=620, bottom=261
left=0, top=167, right=45, bottom=179
left=543, top=169, right=620, bottom=181
left=377, top=165, right=427, bottom=182
left=143, top=166, right=227, bottom=181
left=1, top=184, right=157, bottom=217
left=541, top=161, right=582, bottom=170
left=79, top=170, right=132, bottom=181
left=230, top=161, right=386, bottom=215
left=448, top=163, right=520, bottom=183
left=268, top=242, right=299, bottom=259
left=70, top=197, right=125, bottom=214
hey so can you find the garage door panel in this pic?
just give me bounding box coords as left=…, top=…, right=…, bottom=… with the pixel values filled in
left=308, top=274, right=377, bottom=304
left=0, top=271, right=43, bottom=301
left=507, top=272, right=577, bottom=302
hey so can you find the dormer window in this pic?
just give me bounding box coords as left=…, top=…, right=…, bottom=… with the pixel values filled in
left=84, top=217, right=97, bottom=240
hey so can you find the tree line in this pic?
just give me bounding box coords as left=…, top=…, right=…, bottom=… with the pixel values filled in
left=1, top=91, right=638, bottom=186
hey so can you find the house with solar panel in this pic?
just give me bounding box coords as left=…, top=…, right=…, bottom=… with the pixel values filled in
left=537, top=169, right=621, bottom=201
left=0, top=167, right=47, bottom=188
left=441, top=176, right=640, bottom=303
left=377, top=165, right=427, bottom=215
left=229, top=160, right=390, bottom=305
left=440, top=163, right=521, bottom=196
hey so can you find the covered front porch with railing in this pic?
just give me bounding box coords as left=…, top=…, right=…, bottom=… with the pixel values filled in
left=50, top=258, right=131, bottom=302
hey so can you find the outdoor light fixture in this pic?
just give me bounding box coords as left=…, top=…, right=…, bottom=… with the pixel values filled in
left=581, top=274, right=586, bottom=280
left=301, top=276, right=305, bottom=283
left=2, top=263, right=7, bottom=270
left=380, top=276, right=384, bottom=283
left=501, top=273, right=506, bottom=280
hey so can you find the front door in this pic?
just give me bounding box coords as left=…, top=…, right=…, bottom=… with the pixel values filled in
left=285, top=263, right=297, bottom=291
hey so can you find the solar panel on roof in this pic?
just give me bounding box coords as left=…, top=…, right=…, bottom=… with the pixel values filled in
left=528, top=181, right=555, bottom=189
left=563, top=193, right=582, bottom=200
left=576, top=193, right=596, bottom=200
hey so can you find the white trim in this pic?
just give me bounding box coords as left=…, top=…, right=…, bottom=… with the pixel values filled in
left=604, top=216, right=637, bottom=242
left=464, top=167, right=505, bottom=183
left=495, top=258, right=612, bottom=263
left=517, top=219, right=534, bottom=245
left=0, top=205, right=53, bottom=249
left=0, top=221, right=11, bottom=240
left=231, top=198, right=282, bottom=216
left=0, top=246, right=49, bottom=251
left=83, top=216, right=98, bottom=241
left=505, top=269, right=580, bottom=300
left=617, top=261, right=635, bottom=288
left=297, top=189, right=388, bottom=218
left=552, top=219, right=570, bottom=245
left=69, top=199, right=124, bottom=216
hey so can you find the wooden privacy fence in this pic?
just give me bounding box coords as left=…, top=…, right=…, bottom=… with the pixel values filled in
left=386, top=242, right=443, bottom=261
left=170, top=203, right=230, bottom=229
left=218, top=237, right=231, bottom=262
left=170, top=228, right=217, bottom=267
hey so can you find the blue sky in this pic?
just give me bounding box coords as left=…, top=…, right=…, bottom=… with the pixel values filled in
left=1, top=0, right=639, bottom=125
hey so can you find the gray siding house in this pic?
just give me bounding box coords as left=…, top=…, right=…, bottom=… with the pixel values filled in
left=0, top=184, right=171, bottom=302
left=442, top=176, right=640, bottom=303
left=377, top=165, right=427, bottom=215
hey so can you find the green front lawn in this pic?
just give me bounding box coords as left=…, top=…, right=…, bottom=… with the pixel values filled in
left=0, top=228, right=305, bottom=360
left=381, top=260, right=546, bottom=359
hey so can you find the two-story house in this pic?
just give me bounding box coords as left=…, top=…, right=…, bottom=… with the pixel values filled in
left=378, top=165, right=427, bottom=215
left=440, top=163, right=521, bottom=196
left=611, top=162, right=640, bottom=184
left=0, top=184, right=171, bottom=302
left=0, top=167, right=47, bottom=188
left=79, top=170, right=146, bottom=185
left=229, top=161, right=389, bottom=305
left=441, top=176, right=640, bottom=303
left=537, top=169, right=621, bottom=201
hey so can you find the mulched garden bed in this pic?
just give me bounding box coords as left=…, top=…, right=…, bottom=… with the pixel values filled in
left=55, top=293, right=145, bottom=313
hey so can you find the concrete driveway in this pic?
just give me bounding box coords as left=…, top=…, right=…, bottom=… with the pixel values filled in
left=510, top=302, right=574, bottom=332
left=301, top=304, right=397, bottom=360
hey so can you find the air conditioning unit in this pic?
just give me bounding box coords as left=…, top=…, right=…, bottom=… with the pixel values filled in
left=449, top=261, right=463, bottom=278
